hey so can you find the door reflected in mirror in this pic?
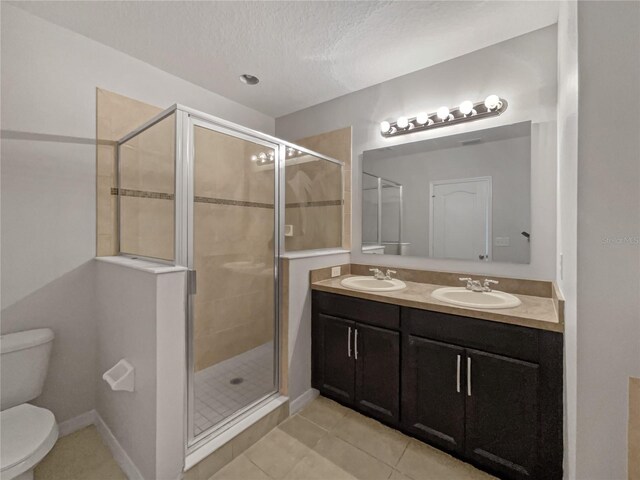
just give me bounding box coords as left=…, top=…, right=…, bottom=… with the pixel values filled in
left=362, top=121, right=531, bottom=264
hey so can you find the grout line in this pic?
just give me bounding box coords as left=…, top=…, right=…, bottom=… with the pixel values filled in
left=295, top=412, right=335, bottom=434
left=244, top=452, right=277, bottom=479
left=395, top=440, right=410, bottom=468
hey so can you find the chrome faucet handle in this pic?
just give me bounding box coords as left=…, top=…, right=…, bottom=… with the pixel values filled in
left=483, top=279, right=499, bottom=292
left=385, top=269, right=397, bottom=280
left=459, top=277, right=473, bottom=290
left=369, top=268, right=384, bottom=280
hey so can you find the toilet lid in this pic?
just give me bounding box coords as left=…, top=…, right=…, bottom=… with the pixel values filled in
left=1, top=404, right=57, bottom=471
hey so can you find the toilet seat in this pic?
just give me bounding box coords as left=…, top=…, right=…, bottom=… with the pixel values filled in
left=1, top=404, right=58, bottom=479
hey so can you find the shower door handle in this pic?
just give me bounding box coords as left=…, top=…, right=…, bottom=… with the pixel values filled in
left=187, top=270, right=197, bottom=295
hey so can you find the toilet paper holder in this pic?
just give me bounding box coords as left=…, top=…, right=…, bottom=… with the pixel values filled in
left=103, top=359, right=135, bottom=392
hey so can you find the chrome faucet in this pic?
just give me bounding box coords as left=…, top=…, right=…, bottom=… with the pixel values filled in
left=459, top=277, right=483, bottom=292
left=370, top=268, right=397, bottom=280
left=482, top=279, right=499, bottom=292
left=369, top=268, right=386, bottom=280
left=459, top=277, right=499, bottom=292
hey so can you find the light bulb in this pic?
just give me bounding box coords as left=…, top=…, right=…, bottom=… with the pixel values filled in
left=251, top=155, right=258, bottom=162
left=380, top=121, right=391, bottom=133
left=258, top=152, right=267, bottom=161
left=397, top=116, right=409, bottom=129
left=459, top=101, right=474, bottom=115
left=484, top=94, right=500, bottom=110
left=416, top=112, right=429, bottom=125
left=437, top=106, right=450, bottom=121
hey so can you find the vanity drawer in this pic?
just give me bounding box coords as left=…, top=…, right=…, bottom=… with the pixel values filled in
left=402, top=307, right=539, bottom=362
left=313, top=291, right=400, bottom=330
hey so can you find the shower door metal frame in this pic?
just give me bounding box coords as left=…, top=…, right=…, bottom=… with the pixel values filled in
left=181, top=110, right=282, bottom=453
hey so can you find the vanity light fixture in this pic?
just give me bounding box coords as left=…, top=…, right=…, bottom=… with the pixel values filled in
left=436, top=106, right=451, bottom=121
left=380, top=95, right=508, bottom=137
left=459, top=100, right=475, bottom=116
left=396, top=116, right=409, bottom=129
left=415, top=112, right=432, bottom=125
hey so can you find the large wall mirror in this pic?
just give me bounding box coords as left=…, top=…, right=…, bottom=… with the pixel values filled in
left=362, top=121, right=531, bottom=264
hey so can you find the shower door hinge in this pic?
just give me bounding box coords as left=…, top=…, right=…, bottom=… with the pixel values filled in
left=187, top=270, right=197, bottom=295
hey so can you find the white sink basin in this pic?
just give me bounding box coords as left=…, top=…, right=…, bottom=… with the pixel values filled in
left=431, top=287, right=522, bottom=309
left=340, top=276, right=407, bottom=292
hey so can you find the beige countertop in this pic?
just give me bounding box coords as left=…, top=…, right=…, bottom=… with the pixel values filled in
left=312, top=274, right=563, bottom=333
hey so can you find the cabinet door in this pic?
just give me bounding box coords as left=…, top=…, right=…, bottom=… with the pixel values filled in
left=402, top=335, right=466, bottom=454
left=315, top=314, right=356, bottom=404
left=465, top=349, right=539, bottom=480
left=354, top=323, right=400, bottom=424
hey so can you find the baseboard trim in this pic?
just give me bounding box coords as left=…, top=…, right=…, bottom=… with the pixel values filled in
left=94, top=412, right=144, bottom=480
left=57, top=410, right=97, bottom=437
left=290, top=388, right=319, bottom=415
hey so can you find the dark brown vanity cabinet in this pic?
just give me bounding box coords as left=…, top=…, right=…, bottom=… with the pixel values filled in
left=464, top=349, right=539, bottom=479
left=314, top=314, right=356, bottom=403
left=312, top=291, right=563, bottom=480
left=403, top=335, right=467, bottom=454
left=312, top=292, right=400, bottom=424
left=403, top=336, right=540, bottom=478
left=402, top=308, right=562, bottom=480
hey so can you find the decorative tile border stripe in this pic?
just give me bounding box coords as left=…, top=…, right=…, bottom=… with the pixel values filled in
left=111, top=188, right=174, bottom=200
left=285, top=199, right=343, bottom=208
left=111, top=188, right=337, bottom=210
left=194, top=196, right=274, bottom=209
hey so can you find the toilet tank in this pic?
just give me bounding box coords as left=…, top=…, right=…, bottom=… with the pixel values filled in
left=1, top=328, right=54, bottom=411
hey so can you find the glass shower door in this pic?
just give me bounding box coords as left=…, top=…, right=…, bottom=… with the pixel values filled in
left=188, top=122, right=278, bottom=444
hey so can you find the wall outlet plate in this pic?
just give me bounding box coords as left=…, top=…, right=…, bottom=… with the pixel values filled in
left=494, top=236, right=510, bottom=247
left=331, top=266, right=341, bottom=278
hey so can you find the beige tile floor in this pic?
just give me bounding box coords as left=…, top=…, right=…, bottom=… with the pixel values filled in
left=210, top=396, right=496, bottom=480
left=33, top=397, right=495, bottom=480
left=35, top=426, right=126, bottom=480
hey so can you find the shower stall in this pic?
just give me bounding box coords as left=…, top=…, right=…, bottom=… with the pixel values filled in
left=362, top=172, right=407, bottom=255
left=115, top=105, right=342, bottom=454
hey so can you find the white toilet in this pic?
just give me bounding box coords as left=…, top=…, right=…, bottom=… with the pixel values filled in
left=0, top=329, right=58, bottom=480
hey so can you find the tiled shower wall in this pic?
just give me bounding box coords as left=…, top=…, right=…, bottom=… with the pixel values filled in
left=292, top=127, right=352, bottom=250
left=284, top=158, right=343, bottom=251
left=96, top=88, right=163, bottom=256
left=119, top=113, right=176, bottom=260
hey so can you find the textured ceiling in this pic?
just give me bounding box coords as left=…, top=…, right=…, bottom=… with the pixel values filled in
left=12, top=1, right=559, bottom=118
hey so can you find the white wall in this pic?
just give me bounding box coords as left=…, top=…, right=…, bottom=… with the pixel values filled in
left=556, top=1, right=578, bottom=478
left=0, top=4, right=274, bottom=422
left=285, top=251, right=350, bottom=407
left=155, top=272, right=187, bottom=480
left=96, top=262, right=158, bottom=479
left=575, top=2, right=640, bottom=478
left=96, top=260, right=186, bottom=480
left=277, top=25, right=558, bottom=280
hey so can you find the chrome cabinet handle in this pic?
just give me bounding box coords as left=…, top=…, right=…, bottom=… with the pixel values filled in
left=456, top=355, right=461, bottom=393
left=347, top=327, right=351, bottom=358
left=354, top=329, right=358, bottom=360
left=467, top=357, right=472, bottom=396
